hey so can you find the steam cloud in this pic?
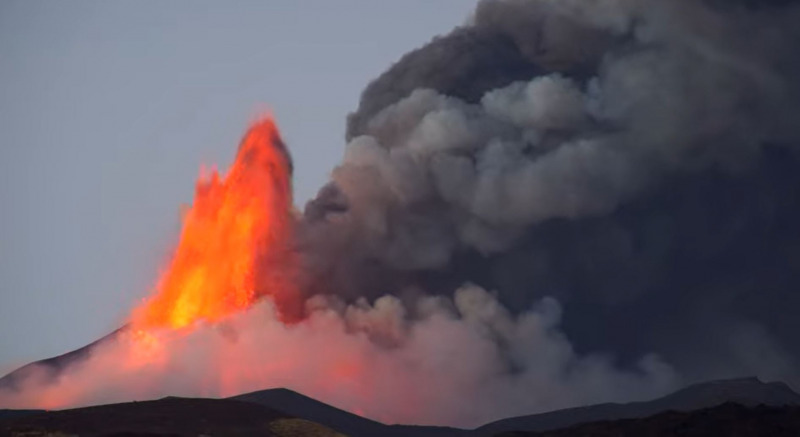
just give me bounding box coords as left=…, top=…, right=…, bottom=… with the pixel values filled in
left=4, top=0, right=800, bottom=427
left=1, top=288, right=675, bottom=426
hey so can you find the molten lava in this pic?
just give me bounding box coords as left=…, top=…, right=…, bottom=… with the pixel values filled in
left=0, top=117, right=320, bottom=412
left=131, top=116, right=296, bottom=330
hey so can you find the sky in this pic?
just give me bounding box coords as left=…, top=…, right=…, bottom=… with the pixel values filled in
left=0, top=0, right=479, bottom=372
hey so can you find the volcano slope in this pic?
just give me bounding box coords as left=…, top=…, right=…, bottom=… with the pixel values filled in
left=0, top=328, right=124, bottom=392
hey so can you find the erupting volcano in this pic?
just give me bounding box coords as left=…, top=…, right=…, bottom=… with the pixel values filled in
left=131, top=116, right=296, bottom=331
left=4, top=0, right=800, bottom=429
left=0, top=117, right=311, bottom=412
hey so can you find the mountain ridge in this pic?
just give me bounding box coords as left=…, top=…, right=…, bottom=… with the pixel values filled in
left=1, top=377, right=798, bottom=436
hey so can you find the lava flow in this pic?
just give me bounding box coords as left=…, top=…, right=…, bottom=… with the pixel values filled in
left=131, top=116, right=297, bottom=331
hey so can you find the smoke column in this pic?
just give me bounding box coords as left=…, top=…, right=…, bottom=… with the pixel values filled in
left=304, top=0, right=800, bottom=388
left=3, top=0, right=800, bottom=428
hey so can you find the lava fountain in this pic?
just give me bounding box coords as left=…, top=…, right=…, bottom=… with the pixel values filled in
left=0, top=116, right=311, bottom=410
left=132, top=115, right=297, bottom=331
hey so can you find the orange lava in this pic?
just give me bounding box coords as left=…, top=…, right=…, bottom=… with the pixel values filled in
left=0, top=117, right=309, bottom=412
left=131, top=116, right=296, bottom=330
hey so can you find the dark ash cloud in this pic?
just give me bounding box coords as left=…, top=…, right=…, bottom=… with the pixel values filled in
left=305, top=0, right=800, bottom=392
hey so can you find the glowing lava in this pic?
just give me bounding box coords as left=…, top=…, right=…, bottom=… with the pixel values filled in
left=0, top=117, right=311, bottom=412
left=131, top=116, right=296, bottom=330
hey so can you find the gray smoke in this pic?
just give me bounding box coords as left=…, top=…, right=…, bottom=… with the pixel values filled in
left=303, top=0, right=800, bottom=393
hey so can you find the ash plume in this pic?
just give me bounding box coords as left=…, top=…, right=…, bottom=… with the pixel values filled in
left=303, top=0, right=800, bottom=389
left=4, top=0, right=800, bottom=427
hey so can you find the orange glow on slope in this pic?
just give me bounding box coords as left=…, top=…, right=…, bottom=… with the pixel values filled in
left=131, top=116, right=296, bottom=330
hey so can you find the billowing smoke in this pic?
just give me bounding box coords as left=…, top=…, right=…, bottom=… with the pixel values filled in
left=3, top=0, right=800, bottom=427
left=303, top=0, right=800, bottom=390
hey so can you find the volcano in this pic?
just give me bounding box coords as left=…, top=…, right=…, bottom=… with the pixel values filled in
left=0, top=116, right=300, bottom=409
left=4, top=0, right=800, bottom=430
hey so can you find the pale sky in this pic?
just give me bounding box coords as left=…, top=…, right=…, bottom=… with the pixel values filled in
left=0, top=1, right=478, bottom=372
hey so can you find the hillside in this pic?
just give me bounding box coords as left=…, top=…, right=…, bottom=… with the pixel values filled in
left=476, top=377, right=800, bottom=435
left=230, top=388, right=462, bottom=437
left=499, top=403, right=800, bottom=437
left=0, top=396, right=343, bottom=437
left=1, top=377, right=798, bottom=436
